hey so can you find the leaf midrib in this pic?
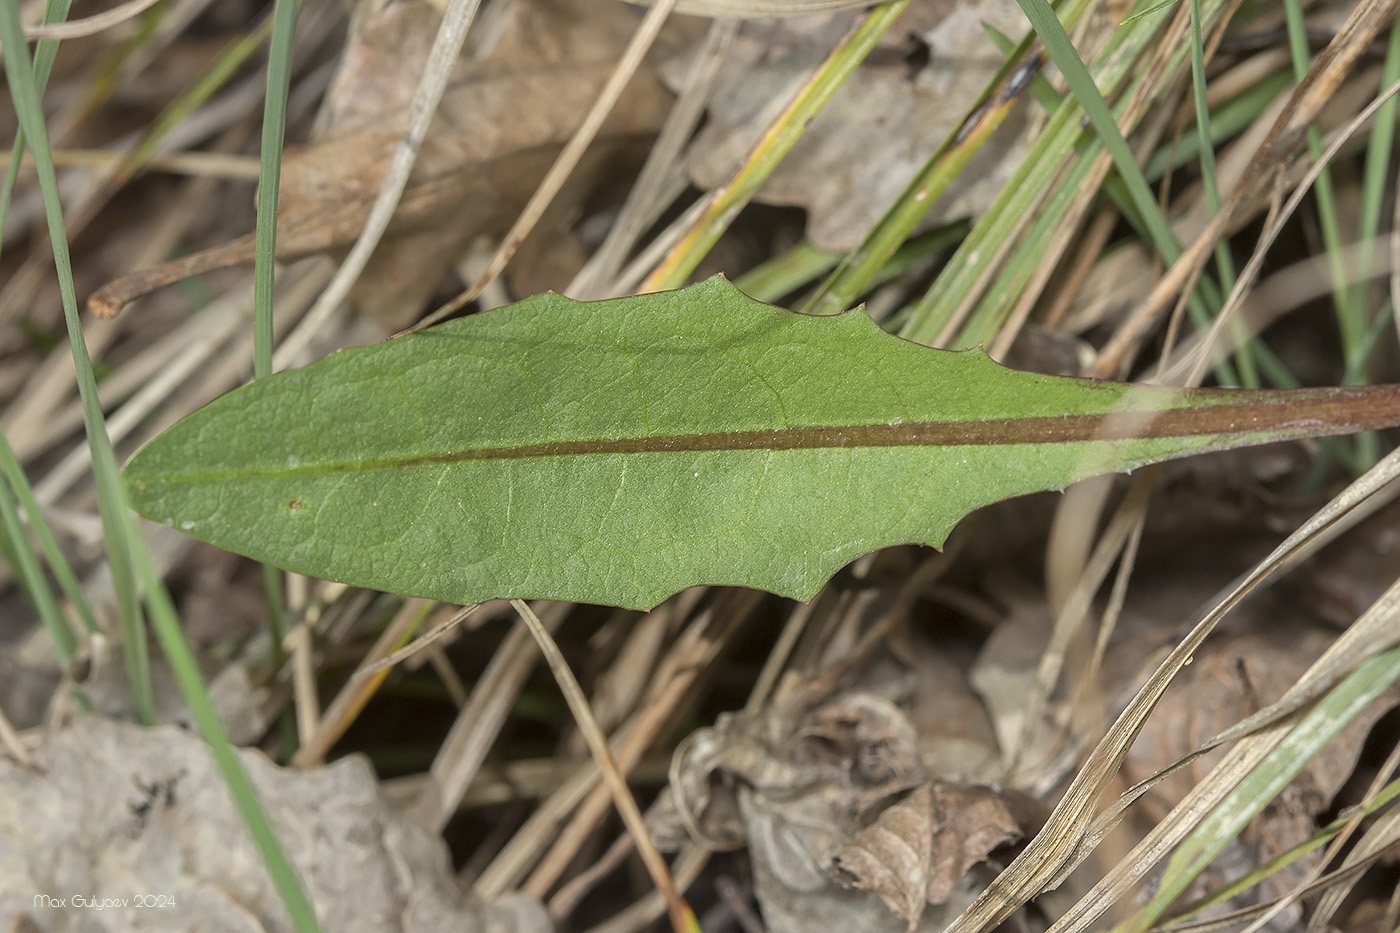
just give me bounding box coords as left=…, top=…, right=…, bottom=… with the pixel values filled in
left=131, top=385, right=1400, bottom=485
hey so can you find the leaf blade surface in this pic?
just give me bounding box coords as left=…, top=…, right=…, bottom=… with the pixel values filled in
left=125, top=277, right=1400, bottom=608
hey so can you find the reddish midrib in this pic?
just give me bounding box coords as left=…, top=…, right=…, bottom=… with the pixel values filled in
left=312, top=384, right=1400, bottom=469
left=132, top=384, right=1400, bottom=484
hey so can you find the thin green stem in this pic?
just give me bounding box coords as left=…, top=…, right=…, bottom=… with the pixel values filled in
left=0, top=0, right=152, bottom=723
left=252, top=0, right=300, bottom=721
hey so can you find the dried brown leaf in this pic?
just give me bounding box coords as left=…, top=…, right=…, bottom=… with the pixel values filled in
left=832, top=784, right=938, bottom=929
left=921, top=782, right=1029, bottom=906
left=659, top=679, right=1044, bottom=931
left=90, top=0, right=676, bottom=327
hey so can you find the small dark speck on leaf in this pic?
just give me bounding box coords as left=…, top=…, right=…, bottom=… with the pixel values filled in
left=287, top=499, right=305, bottom=511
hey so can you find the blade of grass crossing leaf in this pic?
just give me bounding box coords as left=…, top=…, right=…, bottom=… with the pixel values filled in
left=1111, top=642, right=1400, bottom=932
left=253, top=0, right=300, bottom=713
left=0, top=0, right=153, bottom=723
left=0, top=6, right=321, bottom=928
left=640, top=0, right=911, bottom=292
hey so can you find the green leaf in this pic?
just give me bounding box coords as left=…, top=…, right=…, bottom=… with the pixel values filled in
left=124, top=277, right=1400, bottom=610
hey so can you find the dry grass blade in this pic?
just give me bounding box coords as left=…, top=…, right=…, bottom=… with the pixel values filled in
left=569, top=16, right=738, bottom=300
left=410, top=602, right=567, bottom=832
left=23, top=0, right=163, bottom=40
left=1038, top=446, right=1400, bottom=932
left=3, top=148, right=261, bottom=177
left=351, top=602, right=482, bottom=683
left=1005, top=472, right=1155, bottom=777
left=442, top=0, right=680, bottom=320
left=1180, top=73, right=1400, bottom=386
left=0, top=703, right=35, bottom=770
left=508, top=599, right=697, bottom=933
left=523, top=591, right=756, bottom=901
left=946, top=445, right=1400, bottom=932
left=300, top=0, right=483, bottom=334
left=1094, top=0, right=1399, bottom=377
left=289, top=596, right=433, bottom=767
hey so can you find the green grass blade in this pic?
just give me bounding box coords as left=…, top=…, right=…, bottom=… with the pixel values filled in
left=1007, top=0, right=1239, bottom=383
left=1013, top=0, right=1177, bottom=263
left=0, top=5, right=321, bottom=927
left=252, top=0, right=300, bottom=697
left=1283, top=0, right=1357, bottom=358
left=1112, top=644, right=1400, bottom=931
left=798, top=14, right=1061, bottom=317
left=1188, top=0, right=1258, bottom=388
left=254, top=0, right=297, bottom=380
left=0, top=427, right=99, bottom=643
left=125, top=516, right=322, bottom=931
left=0, top=0, right=152, bottom=723
left=0, top=436, right=76, bottom=663
left=0, top=4, right=94, bottom=646
left=642, top=0, right=910, bottom=291
left=898, top=0, right=1194, bottom=347
left=0, top=0, right=69, bottom=267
